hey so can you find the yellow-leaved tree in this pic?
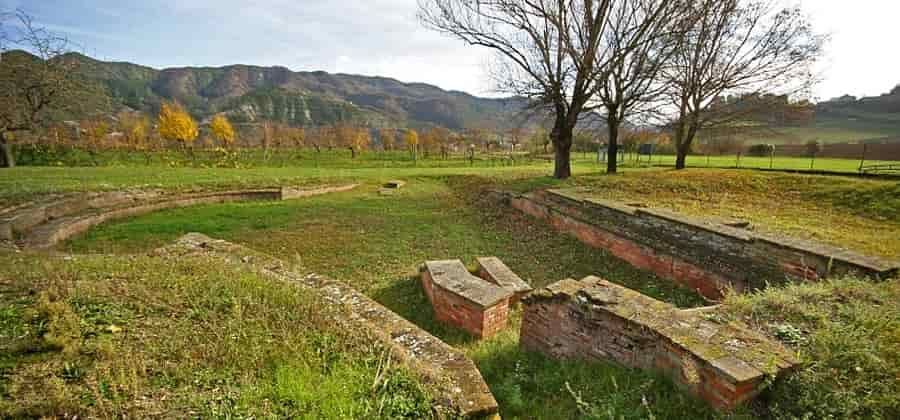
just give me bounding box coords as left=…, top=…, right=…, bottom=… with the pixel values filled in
left=158, top=101, right=198, bottom=146
left=405, top=129, right=419, bottom=163
left=210, top=114, right=236, bottom=147
left=158, top=101, right=198, bottom=165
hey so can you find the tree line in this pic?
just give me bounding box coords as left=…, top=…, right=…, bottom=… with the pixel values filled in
left=419, top=0, right=825, bottom=178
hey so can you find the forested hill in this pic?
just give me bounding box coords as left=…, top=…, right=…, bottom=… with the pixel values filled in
left=11, top=50, right=528, bottom=129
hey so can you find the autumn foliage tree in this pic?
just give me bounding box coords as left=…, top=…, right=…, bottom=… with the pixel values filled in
left=210, top=114, right=236, bottom=147
left=118, top=111, right=151, bottom=151
left=405, top=129, right=419, bottom=162
left=158, top=101, right=198, bottom=146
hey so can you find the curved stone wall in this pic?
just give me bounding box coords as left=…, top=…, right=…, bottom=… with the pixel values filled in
left=1, top=184, right=358, bottom=249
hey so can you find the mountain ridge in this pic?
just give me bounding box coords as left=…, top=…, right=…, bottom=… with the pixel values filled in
left=48, top=51, right=527, bottom=130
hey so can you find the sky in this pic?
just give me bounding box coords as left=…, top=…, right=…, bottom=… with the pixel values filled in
left=2, top=0, right=898, bottom=101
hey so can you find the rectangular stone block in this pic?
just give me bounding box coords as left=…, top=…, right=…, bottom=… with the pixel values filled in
left=475, top=257, right=533, bottom=303
left=421, top=260, right=512, bottom=339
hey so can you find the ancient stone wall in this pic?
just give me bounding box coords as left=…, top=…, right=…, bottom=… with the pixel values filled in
left=500, top=189, right=898, bottom=298
left=163, top=234, right=499, bottom=418
left=1, top=184, right=358, bottom=249
left=520, top=276, right=798, bottom=410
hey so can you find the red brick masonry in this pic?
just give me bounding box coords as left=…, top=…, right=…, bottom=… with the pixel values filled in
left=421, top=260, right=513, bottom=338
left=498, top=189, right=898, bottom=299
left=520, top=276, right=798, bottom=410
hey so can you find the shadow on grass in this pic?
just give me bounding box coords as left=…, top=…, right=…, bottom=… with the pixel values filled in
left=369, top=274, right=478, bottom=347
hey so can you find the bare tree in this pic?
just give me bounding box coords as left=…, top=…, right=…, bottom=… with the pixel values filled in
left=419, top=0, right=623, bottom=179
left=593, top=0, right=690, bottom=173
left=663, top=0, right=824, bottom=169
left=0, top=10, right=84, bottom=168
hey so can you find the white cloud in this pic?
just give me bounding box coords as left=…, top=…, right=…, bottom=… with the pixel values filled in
left=10, top=0, right=898, bottom=99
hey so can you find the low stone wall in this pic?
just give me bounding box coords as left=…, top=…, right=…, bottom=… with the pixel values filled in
left=3, top=184, right=358, bottom=249
left=520, top=276, right=798, bottom=410
left=497, top=189, right=898, bottom=298
left=421, top=260, right=511, bottom=339
left=162, top=234, right=499, bottom=418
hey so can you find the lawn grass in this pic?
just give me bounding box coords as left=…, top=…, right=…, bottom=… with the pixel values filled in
left=503, top=169, right=900, bottom=259
left=62, top=176, right=730, bottom=419
left=0, top=253, right=431, bottom=418
left=2, top=150, right=895, bottom=207
left=3, top=158, right=899, bottom=418
left=722, top=278, right=900, bottom=419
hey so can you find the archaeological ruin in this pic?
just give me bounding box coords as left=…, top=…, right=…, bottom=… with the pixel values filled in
left=492, top=188, right=898, bottom=299
left=520, top=276, right=798, bottom=410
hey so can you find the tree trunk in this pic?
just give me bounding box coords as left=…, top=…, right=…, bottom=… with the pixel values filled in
left=674, top=119, right=699, bottom=170
left=606, top=116, right=620, bottom=174
left=0, top=133, right=15, bottom=168
left=553, top=144, right=571, bottom=179
left=551, top=117, right=574, bottom=179
left=675, top=150, right=688, bottom=170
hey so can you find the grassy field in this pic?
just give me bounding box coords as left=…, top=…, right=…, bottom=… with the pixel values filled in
left=2, top=160, right=899, bottom=418
left=2, top=153, right=897, bottom=209
left=7, top=177, right=724, bottom=419
left=0, top=253, right=431, bottom=418
left=723, top=278, right=900, bottom=419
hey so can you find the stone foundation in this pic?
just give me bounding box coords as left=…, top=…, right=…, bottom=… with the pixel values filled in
left=497, top=189, right=898, bottom=299
left=421, top=260, right=512, bottom=338
left=520, top=276, right=798, bottom=410
left=163, top=234, right=499, bottom=418
left=1, top=184, right=358, bottom=249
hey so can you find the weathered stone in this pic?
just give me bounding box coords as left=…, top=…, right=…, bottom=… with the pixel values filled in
left=421, top=260, right=512, bottom=338
left=161, top=234, right=498, bottom=418
left=280, top=184, right=359, bottom=200
left=499, top=189, right=899, bottom=298
left=384, top=180, right=406, bottom=189
left=520, top=276, right=798, bottom=410
left=475, top=256, right=533, bottom=303
left=15, top=184, right=359, bottom=250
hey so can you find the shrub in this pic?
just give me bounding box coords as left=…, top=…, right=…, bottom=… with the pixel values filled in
left=748, top=144, right=775, bottom=156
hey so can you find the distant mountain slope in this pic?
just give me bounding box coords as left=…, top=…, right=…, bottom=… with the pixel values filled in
left=57, top=52, right=528, bottom=129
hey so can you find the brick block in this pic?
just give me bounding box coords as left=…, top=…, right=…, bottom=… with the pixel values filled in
left=421, top=260, right=512, bottom=339
left=521, top=277, right=798, bottom=410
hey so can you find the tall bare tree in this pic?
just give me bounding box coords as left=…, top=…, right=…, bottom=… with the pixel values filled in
left=0, top=10, right=84, bottom=168
left=593, top=0, right=690, bottom=173
left=663, top=0, right=824, bottom=169
left=419, top=0, right=621, bottom=179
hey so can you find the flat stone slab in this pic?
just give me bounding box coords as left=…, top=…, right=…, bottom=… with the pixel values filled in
left=384, top=180, right=406, bottom=189
left=522, top=276, right=799, bottom=409
left=422, top=260, right=512, bottom=308
left=476, top=257, right=533, bottom=296
left=561, top=276, right=797, bottom=384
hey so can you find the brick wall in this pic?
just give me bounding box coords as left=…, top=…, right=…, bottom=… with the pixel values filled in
left=504, top=190, right=897, bottom=299
left=520, top=277, right=798, bottom=410
left=421, top=261, right=511, bottom=339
